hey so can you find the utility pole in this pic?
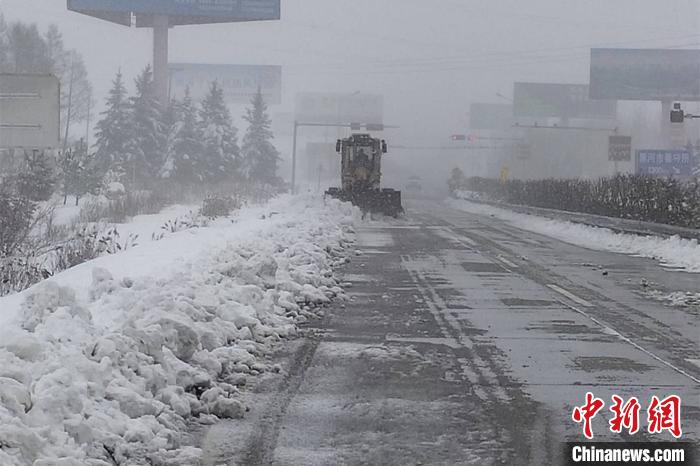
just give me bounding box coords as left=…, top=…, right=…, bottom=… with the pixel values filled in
left=291, top=120, right=298, bottom=194
left=153, top=15, right=170, bottom=105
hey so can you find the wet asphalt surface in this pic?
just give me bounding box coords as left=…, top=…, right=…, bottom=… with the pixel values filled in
left=198, top=199, right=700, bottom=465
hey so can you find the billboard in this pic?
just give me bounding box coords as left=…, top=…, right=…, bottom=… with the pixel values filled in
left=590, top=49, right=700, bottom=101
left=513, top=82, right=616, bottom=119
left=67, top=0, right=281, bottom=26
left=295, top=93, right=383, bottom=125
left=0, top=74, right=60, bottom=150
left=608, top=135, right=631, bottom=162
left=169, top=63, right=281, bottom=105
left=637, top=149, right=694, bottom=177
left=469, top=103, right=513, bottom=130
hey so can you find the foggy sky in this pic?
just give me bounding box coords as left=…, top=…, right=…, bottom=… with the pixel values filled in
left=1, top=0, right=698, bottom=149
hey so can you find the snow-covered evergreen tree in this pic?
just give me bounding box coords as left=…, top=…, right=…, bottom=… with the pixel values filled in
left=94, top=71, right=131, bottom=177
left=165, top=88, right=204, bottom=182
left=199, top=81, right=240, bottom=182
left=59, top=140, right=101, bottom=205
left=241, top=87, right=281, bottom=186
left=159, top=98, right=180, bottom=181
left=127, top=65, right=166, bottom=186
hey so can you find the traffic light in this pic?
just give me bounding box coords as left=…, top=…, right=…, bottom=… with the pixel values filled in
left=671, top=102, right=684, bottom=123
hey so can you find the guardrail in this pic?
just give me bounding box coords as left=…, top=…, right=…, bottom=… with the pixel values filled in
left=456, top=195, right=700, bottom=242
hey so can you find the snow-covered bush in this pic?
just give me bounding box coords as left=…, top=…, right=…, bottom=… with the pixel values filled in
left=14, top=153, right=56, bottom=202
left=152, top=212, right=208, bottom=241
left=50, top=226, right=138, bottom=271
left=200, top=194, right=242, bottom=218
left=0, top=255, right=51, bottom=298
left=0, top=185, right=37, bottom=257
left=456, top=175, right=700, bottom=229
left=78, top=190, right=167, bottom=224
left=104, top=181, right=126, bottom=200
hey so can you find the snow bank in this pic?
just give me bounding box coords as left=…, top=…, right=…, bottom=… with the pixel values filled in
left=0, top=194, right=357, bottom=465
left=447, top=198, right=700, bottom=273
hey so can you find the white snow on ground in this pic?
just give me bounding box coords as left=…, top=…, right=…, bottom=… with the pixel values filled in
left=647, top=290, right=700, bottom=308
left=0, top=194, right=358, bottom=465
left=446, top=198, right=700, bottom=273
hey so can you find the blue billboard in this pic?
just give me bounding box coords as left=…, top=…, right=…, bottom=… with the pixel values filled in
left=637, top=150, right=695, bottom=177
left=67, top=0, right=280, bottom=26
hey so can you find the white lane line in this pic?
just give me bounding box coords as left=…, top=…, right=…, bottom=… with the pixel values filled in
left=555, top=298, right=700, bottom=385
left=497, top=255, right=519, bottom=268
left=547, top=284, right=593, bottom=308
left=686, top=359, right=700, bottom=370
left=440, top=227, right=476, bottom=247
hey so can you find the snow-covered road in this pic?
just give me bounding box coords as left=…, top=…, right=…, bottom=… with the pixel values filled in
left=2, top=196, right=699, bottom=465
left=197, top=199, right=699, bottom=465
left=0, top=195, right=357, bottom=465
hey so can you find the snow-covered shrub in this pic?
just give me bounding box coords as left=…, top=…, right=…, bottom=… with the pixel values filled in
left=0, top=185, right=37, bottom=257
left=0, top=255, right=52, bottom=297
left=104, top=181, right=126, bottom=200
left=14, top=153, right=56, bottom=202
left=78, top=190, right=167, bottom=224
left=152, top=212, right=208, bottom=241
left=457, top=175, right=700, bottom=229
left=50, top=226, right=138, bottom=271
left=200, top=194, right=242, bottom=218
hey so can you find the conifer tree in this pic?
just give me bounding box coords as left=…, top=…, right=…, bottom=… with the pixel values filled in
left=167, top=88, right=204, bottom=182
left=241, top=87, right=281, bottom=186
left=199, top=81, right=240, bottom=182
left=126, top=65, right=166, bottom=186
left=60, top=140, right=101, bottom=205
left=94, top=71, right=131, bottom=177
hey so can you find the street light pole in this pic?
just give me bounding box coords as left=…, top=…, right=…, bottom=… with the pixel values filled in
left=291, top=120, right=298, bottom=194
left=152, top=15, right=170, bottom=106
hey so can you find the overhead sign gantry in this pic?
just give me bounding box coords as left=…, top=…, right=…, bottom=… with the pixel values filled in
left=67, top=0, right=281, bottom=103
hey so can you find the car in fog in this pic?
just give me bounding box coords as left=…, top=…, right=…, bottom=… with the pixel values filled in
left=405, top=175, right=423, bottom=197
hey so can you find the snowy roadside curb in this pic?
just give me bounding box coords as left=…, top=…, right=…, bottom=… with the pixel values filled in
left=452, top=191, right=700, bottom=242
left=0, top=194, right=359, bottom=465
left=446, top=197, right=700, bottom=274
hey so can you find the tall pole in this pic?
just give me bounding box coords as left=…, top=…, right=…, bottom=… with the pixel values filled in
left=85, top=88, right=91, bottom=149
left=153, top=15, right=169, bottom=106
left=291, top=120, right=298, bottom=194
left=661, top=99, right=672, bottom=149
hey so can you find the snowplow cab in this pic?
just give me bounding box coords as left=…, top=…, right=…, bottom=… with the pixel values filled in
left=325, top=134, right=403, bottom=217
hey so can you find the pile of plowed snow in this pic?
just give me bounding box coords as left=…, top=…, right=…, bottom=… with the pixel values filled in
left=0, top=195, right=358, bottom=465
left=447, top=197, right=700, bottom=273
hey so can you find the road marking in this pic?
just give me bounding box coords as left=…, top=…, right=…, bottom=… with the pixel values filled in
left=438, top=227, right=476, bottom=247
left=547, top=284, right=593, bottom=308
left=686, top=358, right=700, bottom=370
left=497, top=255, right=519, bottom=268
left=555, top=298, right=700, bottom=385
left=386, top=335, right=461, bottom=349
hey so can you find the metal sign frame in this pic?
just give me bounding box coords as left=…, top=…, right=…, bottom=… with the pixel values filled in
left=169, top=63, right=282, bottom=105
left=513, top=82, right=616, bottom=120
left=608, top=135, right=632, bottom=162
left=67, top=0, right=281, bottom=26
left=0, top=74, right=60, bottom=150
left=590, top=48, right=700, bottom=101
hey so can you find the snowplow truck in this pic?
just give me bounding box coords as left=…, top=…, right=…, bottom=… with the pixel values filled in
left=325, top=134, right=403, bottom=217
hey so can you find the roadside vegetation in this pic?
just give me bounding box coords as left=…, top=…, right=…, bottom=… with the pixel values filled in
left=448, top=167, right=700, bottom=229
left=0, top=18, right=286, bottom=297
